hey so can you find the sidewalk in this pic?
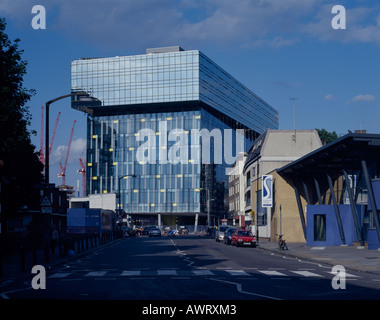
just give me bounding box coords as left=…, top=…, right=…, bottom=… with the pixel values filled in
left=257, top=240, right=380, bottom=275
left=0, top=237, right=124, bottom=282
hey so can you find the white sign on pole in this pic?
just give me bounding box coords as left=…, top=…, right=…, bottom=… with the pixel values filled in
left=262, top=175, right=273, bottom=208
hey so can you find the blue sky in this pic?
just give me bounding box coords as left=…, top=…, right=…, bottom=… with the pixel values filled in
left=1, top=0, right=379, bottom=192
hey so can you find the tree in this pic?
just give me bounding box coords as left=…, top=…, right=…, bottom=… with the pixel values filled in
left=0, top=18, right=43, bottom=235
left=316, top=128, right=339, bottom=146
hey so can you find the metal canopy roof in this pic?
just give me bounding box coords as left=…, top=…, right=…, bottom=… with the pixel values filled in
left=277, top=133, right=380, bottom=179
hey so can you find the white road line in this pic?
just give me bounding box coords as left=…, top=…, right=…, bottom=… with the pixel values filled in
left=291, top=271, right=323, bottom=277
left=157, top=270, right=178, bottom=276
left=225, top=270, right=251, bottom=276
left=49, top=273, right=71, bottom=278
left=84, top=271, right=108, bottom=277
left=327, top=271, right=360, bottom=278
left=121, top=270, right=141, bottom=276
left=259, top=270, right=287, bottom=276
left=192, top=270, right=214, bottom=276
left=209, top=278, right=282, bottom=300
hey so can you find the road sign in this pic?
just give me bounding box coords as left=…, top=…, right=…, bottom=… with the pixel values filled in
left=41, top=196, right=52, bottom=207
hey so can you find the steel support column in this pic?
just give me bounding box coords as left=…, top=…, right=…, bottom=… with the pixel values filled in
left=302, top=181, right=311, bottom=205
left=327, top=174, right=346, bottom=245
left=361, top=160, right=380, bottom=242
left=314, top=178, right=323, bottom=205
left=343, top=170, right=363, bottom=246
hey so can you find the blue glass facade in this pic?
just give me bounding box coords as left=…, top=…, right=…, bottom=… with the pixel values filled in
left=71, top=47, right=278, bottom=224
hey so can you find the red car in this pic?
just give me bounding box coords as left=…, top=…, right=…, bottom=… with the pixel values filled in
left=231, top=230, right=256, bottom=247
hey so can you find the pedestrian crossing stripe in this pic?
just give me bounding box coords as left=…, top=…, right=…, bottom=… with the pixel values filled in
left=291, top=271, right=323, bottom=277
left=259, top=270, right=286, bottom=276
left=48, top=269, right=351, bottom=279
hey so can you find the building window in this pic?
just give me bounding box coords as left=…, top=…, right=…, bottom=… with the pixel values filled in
left=245, top=191, right=251, bottom=206
left=314, top=214, right=326, bottom=241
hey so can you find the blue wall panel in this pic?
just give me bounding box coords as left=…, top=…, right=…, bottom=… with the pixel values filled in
left=306, top=205, right=357, bottom=247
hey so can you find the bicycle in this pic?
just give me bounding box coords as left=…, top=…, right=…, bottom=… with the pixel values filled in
left=276, top=234, right=288, bottom=250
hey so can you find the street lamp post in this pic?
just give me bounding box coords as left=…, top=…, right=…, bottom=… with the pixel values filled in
left=118, top=174, right=137, bottom=224
left=44, top=91, right=90, bottom=187
left=196, top=188, right=214, bottom=227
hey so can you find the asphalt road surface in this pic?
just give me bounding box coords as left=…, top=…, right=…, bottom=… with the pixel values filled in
left=2, top=235, right=380, bottom=302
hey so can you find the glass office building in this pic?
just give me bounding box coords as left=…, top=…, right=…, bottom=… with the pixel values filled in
left=71, top=46, right=278, bottom=225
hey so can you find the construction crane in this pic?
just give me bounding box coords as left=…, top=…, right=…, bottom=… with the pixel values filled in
left=77, top=158, right=86, bottom=197
left=49, top=111, right=61, bottom=157
left=39, top=106, right=61, bottom=166
left=58, top=120, right=76, bottom=186
left=39, top=106, right=44, bottom=164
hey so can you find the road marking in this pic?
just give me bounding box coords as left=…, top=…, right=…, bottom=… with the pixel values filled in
left=157, top=270, right=177, bottom=275
left=291, top=271, right=323, bottom=277
left=327, top=271, right=360, bottom=278
left=209, top=278, right=282, bottom=300
left=259, top=270, right=287, bottom=276
left=225, top=270, right=251, bottom=276
left=192, top=270, right=214, bottom=276
left=84, top=271, right=108, bottom=277
left=49, top=273, right=71, bottom=278
left=121, top=270, right=141, bottom=276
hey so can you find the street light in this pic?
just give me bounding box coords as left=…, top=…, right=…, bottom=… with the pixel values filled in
left=44, top=91, right=91, bottom=187
left=195, top=188, right=214, bottom=227
left=118, top=174, right=137, bottom=224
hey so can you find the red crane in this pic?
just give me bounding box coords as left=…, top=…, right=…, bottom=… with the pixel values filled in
left=58, top=120, right=76, bottom=186
left=39, top=106, right=45, bottom=164
left=78, top=158, right=86, bottom=197
left=49, top=111, right=61, bottom=157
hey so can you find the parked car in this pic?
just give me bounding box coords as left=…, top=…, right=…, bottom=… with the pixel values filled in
left=149, top=228, right=162, bottom=237
left=215, top=225, right=230, bottom=242
left=231, top=230, right=256, bottom=247
left=223, top=228, right=237, bottom=245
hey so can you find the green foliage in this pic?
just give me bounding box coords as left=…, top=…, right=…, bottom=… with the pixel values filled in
left=316, top=128, right=339, bottom=145
left=0, top=18, right=43, bottom=211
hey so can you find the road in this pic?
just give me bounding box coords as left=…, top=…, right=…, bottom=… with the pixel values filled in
left=1, top=235, right=380, bottom=302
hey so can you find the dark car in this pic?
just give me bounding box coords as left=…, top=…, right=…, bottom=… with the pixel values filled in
left=149, top=228, right=161, bottom=237
left=231, top=230, right=256, bottom=247
left=223, top=228, right=237, bottom=245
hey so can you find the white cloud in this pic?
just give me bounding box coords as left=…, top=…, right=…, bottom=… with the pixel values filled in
left=324, top=94, right=334, bottom=101
left=3, top=1, right=380, bottom=49
left=352, top=94, right=375, bottom=102
left=50, top=138, right=86, bottom=166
